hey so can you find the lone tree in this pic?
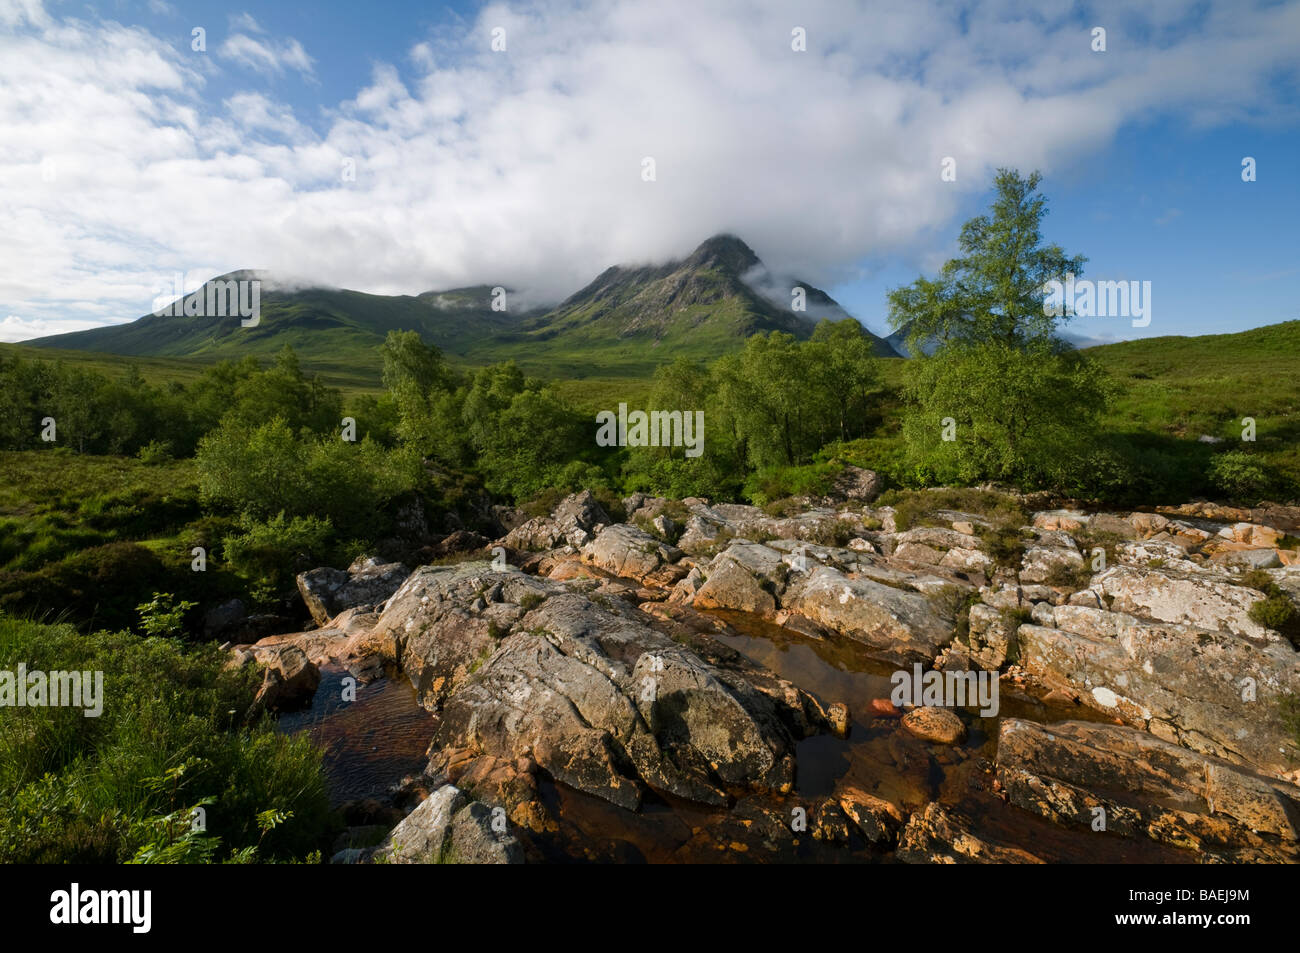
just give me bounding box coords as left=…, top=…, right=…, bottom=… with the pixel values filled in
left=888, top=168, right=1111, bottom=490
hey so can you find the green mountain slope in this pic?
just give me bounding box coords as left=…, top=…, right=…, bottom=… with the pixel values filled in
left=26, top=236, right=896, bottom=378
left=460, top=235, right=896, bottom=375
left=28, top=274, right=533, bottom=377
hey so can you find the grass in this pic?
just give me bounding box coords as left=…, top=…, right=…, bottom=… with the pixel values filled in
left=0, top=613, right=334, bottom=862
left=0, top=450, right=244, bottom=631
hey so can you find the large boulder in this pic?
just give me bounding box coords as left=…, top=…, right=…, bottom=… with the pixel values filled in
left=296, top=555, right=411, bottom=626
left=1094, top=564, right=1275, bottom=640
left=375, top=563, right=806, bottom=812
left=691, top=541, right=789, bottom=614
left=997, top=719, right=1300, bottom=862
left=581, top=523, right=682, bottom=583
left=788, top=566, right=956, bottom=664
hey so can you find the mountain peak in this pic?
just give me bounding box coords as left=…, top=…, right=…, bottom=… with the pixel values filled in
left=684, top=234, right=760, bottom=275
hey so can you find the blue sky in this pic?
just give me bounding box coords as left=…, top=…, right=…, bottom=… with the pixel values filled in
left=838, top=115, right=1300, bottom=343
left=2, top=0, right=1298, bottom=344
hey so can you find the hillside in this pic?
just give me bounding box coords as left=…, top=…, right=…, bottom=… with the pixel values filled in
left=25, top=236, right=898, bottom=378
left=27, top=274, right=533, bottom=379
left=459, top=235, right=897, bottom=375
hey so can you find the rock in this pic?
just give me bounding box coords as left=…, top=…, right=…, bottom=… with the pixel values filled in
left=1019, top=545, right=1085, bottom=585
left=997, top=719, right=1300, bottom=862
left=501, top=517, right=564, bottom=552
left=432, top=529, right=489, bottom=558
left=827, top=702, right=850, bottom=738
left=1129, top=512, right=1170, bottom=537
left=1096, top=564, right=1275, bottom=640
left=691, top=542, right=788, bottom=614
left=1033, top=509, right=1089, bottom=532
left=837, top=786, right=905, bottom=845
left=203, top=598, right=247, bottom=639
left=250, top=643, right=320, bottom=712
left=380, top=563, right=804, bottom=810
left=552, top=489, right=610, bottom=537
left=869, top=698, right=903, bottom=718
left=447, top=801, right=525, bottom=864
left=893, top=542, right=946, bottom=565
left=374, top=785, right=522, bottom=864
left=1088, top=513, right=1139, bottom=539
left=826, top=465, right=881, bottom=503
left=296, top=556, right=411, bottom=626
left=896, top=526, right=984, bottom=551
left=966, top=603, right=1016, bottom=670
left=897, top=803, right=1044, bottom=864
left=1017, top=606, right=1300, bottom=775
left=652, top=514, right=679, bottom=539
left=939, top=547, right=993, bottom=573
left=789, top=566, right=956, bottom=664
left=811, top=800, right=856, bottom=842
left=901, top=706, right=967, bottom=745
left=1210, top=548, right=1281, bottom=570
left=582, top=523, right=683, bottom=583
left=668, top=566, right=705, bottom=604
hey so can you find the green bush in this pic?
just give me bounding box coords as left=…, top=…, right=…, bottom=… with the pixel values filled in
left=0, top=541, right=173, bottom=631
left=743, top=461, right=842, bottom=507
left=1207, top=450, right=1272, bottom=501
left=222, top=512, right=333, bottom=590
left=136, top=592, right=198, bottom=638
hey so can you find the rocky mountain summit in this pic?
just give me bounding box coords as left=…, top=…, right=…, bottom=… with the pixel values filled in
left=229, top=473, right=1300, bottom=863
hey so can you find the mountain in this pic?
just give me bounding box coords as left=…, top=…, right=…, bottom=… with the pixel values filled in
left=27, top=273, right=538, bottom=378
left=459, top=235, right=898, bottom=374
left=27, top=235, right=899, bottom=378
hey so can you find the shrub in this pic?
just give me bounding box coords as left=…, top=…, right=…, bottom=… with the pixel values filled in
left=877, top=487, right=1026, bottom=533
left=136, top=440, right=174, bottom=465
left=222, top=512, right=333, bottom=590
left=135, top=592, right=197, bottom=638
left=1248, top=588, right=1299, bottom=647
left=1207, top=450, right=1272, bottom=500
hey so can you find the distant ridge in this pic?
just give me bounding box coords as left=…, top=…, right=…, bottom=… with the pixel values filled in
left=28, top=235, right=901, bottom=375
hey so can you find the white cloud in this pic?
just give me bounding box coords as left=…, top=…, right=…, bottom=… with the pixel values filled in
left=228, top=12, right=264, bottom=34
left=0, top=0, right=1297, bottom=332
left=0, top=314, right=109, bottom=342
left=219, top=31, right=313, bottom=77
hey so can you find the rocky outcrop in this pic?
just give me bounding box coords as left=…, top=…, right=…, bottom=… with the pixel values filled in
left=996, top=719, right=1300, bottom=862
left=372, top=562, right=809, bottom=811
left=1017, top=614, right=1300, bottom=774
left=501, top=490, right=611, bottom=551
left=296, top=555, right=411, bottom=626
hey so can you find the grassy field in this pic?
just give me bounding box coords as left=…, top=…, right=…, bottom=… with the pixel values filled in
left=0, top=451, right=243, bottom=631
left=1087, top=321, right=1300, bottom=493
left=0, top=341, right=385, bottom=399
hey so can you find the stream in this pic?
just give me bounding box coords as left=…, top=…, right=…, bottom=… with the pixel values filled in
left=280, top=610, right=1197, bottom=863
